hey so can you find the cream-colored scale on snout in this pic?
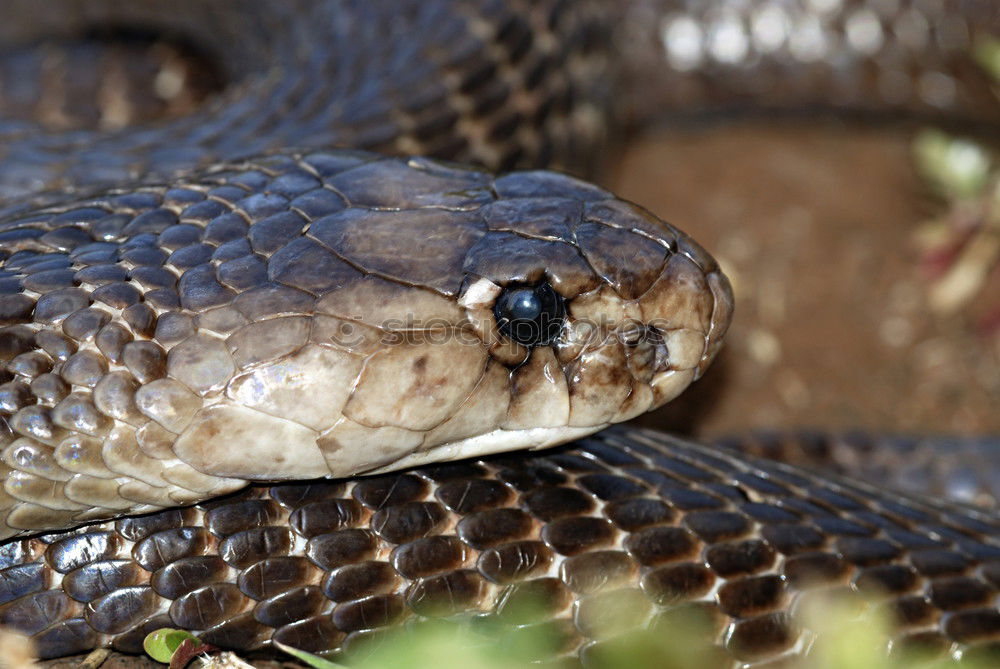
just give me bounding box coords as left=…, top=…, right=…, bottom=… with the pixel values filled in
left=504, top=347, right=569, bottom=430
left=565, top=338, right=632, bottom=427
left=636, top=253, right=716, bottom=404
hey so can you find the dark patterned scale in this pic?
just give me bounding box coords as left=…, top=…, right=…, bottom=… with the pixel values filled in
left=0, top=427, right=996, bottom=666
left=0, top=0, right=611, bottom=211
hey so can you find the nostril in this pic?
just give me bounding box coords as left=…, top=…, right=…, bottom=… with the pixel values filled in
left=622, top=323, right=671, bottom=372
left=646, top=325, right=671, bottom=372
left=620, top=322, right=646, bottom=347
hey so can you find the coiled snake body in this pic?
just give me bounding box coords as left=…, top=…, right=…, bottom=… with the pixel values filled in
left=0, top=1, right=996, bottom=666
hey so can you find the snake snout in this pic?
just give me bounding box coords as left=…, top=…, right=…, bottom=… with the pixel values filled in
left=621, top=323, right=670, bottom=373
left=699, top=268, right=735, bottom=378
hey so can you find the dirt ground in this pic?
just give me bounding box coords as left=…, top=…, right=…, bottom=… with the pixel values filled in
left=611, top=120, right=1000, bottom=438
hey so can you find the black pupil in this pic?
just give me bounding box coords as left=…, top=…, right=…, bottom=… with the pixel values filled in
left=494, top=284, right=566, bottom=346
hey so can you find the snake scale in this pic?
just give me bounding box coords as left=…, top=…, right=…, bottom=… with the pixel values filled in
left=0, top=1, right=996, bottom=666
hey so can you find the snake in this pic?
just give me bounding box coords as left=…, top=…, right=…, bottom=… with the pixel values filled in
left=0, top=0, right=996, bottom=666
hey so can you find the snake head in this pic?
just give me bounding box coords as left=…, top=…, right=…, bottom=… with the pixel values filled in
left=162, top=157, right=733, bottom=480
left=447, top=170, right=734, bottom=459
left=0, top=153, right=732, bottom=538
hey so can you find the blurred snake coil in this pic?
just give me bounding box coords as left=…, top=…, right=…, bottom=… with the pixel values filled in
left=0, top=1, right=995, bottom=666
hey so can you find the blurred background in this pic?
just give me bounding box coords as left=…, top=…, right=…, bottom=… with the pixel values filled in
left=609, top=0, right=1000, bottom=438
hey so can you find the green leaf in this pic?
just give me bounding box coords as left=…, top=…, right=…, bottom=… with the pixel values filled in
left=913, top=129, right=992, bottom=200
left=274, top=641, right=350, bottom=669
left=974, top=38, right=1000, bottom=83
left=143, top=628, right=202, bottom=664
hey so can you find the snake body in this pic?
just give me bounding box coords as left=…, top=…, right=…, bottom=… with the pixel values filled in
left=4, top=426, right=999, bottom=665
left=0, top=0, right=996, bottom=666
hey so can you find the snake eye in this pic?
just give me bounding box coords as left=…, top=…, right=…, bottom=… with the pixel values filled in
left=494, top=283, right=566, bottom=347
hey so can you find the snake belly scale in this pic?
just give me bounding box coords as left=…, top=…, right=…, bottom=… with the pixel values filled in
left=0, top=0, right=994, bottom=666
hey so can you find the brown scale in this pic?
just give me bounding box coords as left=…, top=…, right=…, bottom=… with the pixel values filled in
left=0, top=0, right=612, bottom=208
left=0, top=427, right=988, bottom=666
